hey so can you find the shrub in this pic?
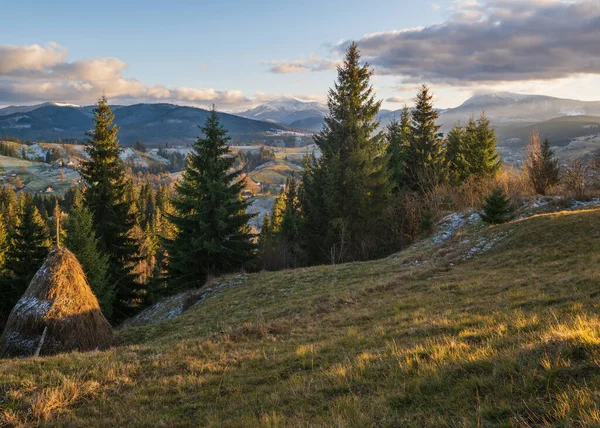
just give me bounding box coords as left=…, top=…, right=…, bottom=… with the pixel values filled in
left=481, top=188, right=513, bottom=225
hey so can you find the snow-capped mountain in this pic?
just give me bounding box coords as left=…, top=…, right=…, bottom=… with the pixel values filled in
left=0, top=102, right=82, bottom=116
left=441, top=92, right=600, bottom=125
left=239, top=99, right=328, bottom=127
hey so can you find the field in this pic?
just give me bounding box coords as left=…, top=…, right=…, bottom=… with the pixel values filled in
left=0, top=155, right=79, bottom=195
left=249, top=160, right=303, bottom=187
left=2, top=204, right=600, bottom=426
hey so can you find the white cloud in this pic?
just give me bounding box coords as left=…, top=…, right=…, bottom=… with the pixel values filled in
left=0, top=43, right=67, bottom=73
left=0, top=43, right=274, bottom=108
left=268, top=54, right=339, bottom=74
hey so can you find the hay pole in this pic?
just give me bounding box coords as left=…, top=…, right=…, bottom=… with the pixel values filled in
left=34, top=326, right=47, bottom=357
left=54, top=202, right=61, bottom=249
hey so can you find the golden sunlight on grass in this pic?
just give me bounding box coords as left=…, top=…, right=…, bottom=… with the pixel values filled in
left=2, top=207, right=600, bottom=425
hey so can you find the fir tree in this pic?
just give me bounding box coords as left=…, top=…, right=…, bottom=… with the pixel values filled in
left=302, top=42, right=391, bottom=263
left=3, top=195, right=51, bottom=309
left=166, top=108, right=256, bottom=290
left=481, top=188, right=512, bottom=225
left=387, top=106, right=412, bottom=191
left=445, top=123, right=471, bottom=185
left=258, top=213, right=272, bottom=249
left=79, top=95, right=140, bottom=320
left=471, top=114, right=502, bottom=178
left=279, top=174, right=300, bottom=244
left=64, top=191, right=114, bottom=318
left=445, top=114, right=501, bottom=184
left=407, top=85, right=445, bottom=192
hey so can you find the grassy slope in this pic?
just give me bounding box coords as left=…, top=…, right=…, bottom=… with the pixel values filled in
left=2, top=208, right=600, bottom=426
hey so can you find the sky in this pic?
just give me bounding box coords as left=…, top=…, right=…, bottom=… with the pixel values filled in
left=1, top=0, right=599, bottom=111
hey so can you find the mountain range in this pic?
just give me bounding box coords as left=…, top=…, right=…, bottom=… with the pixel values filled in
left=0, top=103, right=299, bottom=145
left=3, top=93, right=600, bottom=146
left=238, top=99, right=329, bottom=131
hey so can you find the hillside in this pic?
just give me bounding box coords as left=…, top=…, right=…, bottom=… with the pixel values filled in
left=2, top=204, right=600, bottom=425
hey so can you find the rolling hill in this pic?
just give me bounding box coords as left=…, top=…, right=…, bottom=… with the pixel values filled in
left=2, top=202, right=600, bottom=425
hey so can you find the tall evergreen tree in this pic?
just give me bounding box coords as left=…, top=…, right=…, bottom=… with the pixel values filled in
left=406, top=85, right=445, bottom=192
left=79, top=95, right=141, bottom=320
left=166, top=108, right=255, bottom=290
left=64, top=191, right=114, bottom=318
left=2, top=195, right=51, bottom=318
left=471, top=114, right=502, bottom=178
left=445, top=114, right=501, bottom=184
left=445, top=123, right=471, bottom=185
left=302, top=42, right=391, bottom=264
left=387, top=106, right=412, bottom=191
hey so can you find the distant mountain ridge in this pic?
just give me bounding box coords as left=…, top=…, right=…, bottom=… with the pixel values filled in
left=238, top=99, right=328, bottom=127
left=0, top=103, right=299, bottom=145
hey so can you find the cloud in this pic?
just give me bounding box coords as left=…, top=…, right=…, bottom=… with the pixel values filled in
left=385, top=96, right=408, bottom=104
left=0, top=43, right=67, bottom=73
left=268, top=54, right=339, bottom=73
left=0, top=43, right=254, bottom=107
left=337, top=0, right=600, bottom=84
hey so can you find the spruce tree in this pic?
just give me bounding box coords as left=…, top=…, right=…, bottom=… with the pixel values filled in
left=407, top=85, right=445, bottom=191
left=387, top=106, right=412, bottom=191
left=445, top=123, right=471, bottom=185
left=64, top=191, right=114, bottom=318
left=302, top=42, right=391, bottom=263
left=4, top=195, right=51, bottom=308
left=166, top=108, right=255, bottom=290
left=445, top=114, right=501, bottom=184
left=80, top=95, right=140, bottom=320
left=472, top=114, right=502, bottom=178
left=541, top=137, right=560, bottom=190
left=481, top=188, right=512, bottom=225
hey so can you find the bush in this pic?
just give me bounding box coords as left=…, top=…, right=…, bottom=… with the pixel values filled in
left=481, top=188, right=513, bottom=225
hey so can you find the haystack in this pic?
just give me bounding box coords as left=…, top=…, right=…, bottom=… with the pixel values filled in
left=0, top=248, right=113, bottom=357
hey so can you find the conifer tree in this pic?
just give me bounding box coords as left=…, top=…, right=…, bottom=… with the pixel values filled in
left=64, top=191, right=114, bottom=318
left=279, top=174, right=300, bottom=244
left=445, top=123, right=471, bottom=185
left=79, top=95, right=140, bottom=320
left=387, top=106, right=412, bottom=191
left=0, top=186, right=18, bottom=235
left=407, top=85, right=446, bottom=192
left=259, top=212, right=272, bottom=248
left=166, top=108, right=255, bottom=290
left=4, top=195, right=51, bottom=304
left=481, top=188, right=512, bottom=225
left=302, top=42, right=391, bottom=263
left=471, top=114, right=502, bottom=178
left=445, top=114, right=501, bottom=184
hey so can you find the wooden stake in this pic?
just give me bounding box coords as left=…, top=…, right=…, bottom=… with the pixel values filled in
left=34, top=326, right=47, bottom=357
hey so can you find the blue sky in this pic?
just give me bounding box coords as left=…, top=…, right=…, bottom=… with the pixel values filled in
left=1, top=0, right=599, bottom=110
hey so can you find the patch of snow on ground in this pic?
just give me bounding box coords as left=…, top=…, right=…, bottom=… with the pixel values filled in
left=432, top=211, right=482, bottom=245
left=570, top=199, right=600, bottom=209
left=120, top=275, right=249, bottom=329
left=461, top=231, right=512, bottom=260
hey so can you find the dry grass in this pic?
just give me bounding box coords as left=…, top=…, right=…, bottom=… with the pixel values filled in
left=0, top=248, right=113, bottom=357
left=2, top=208, right=600, bottom=425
